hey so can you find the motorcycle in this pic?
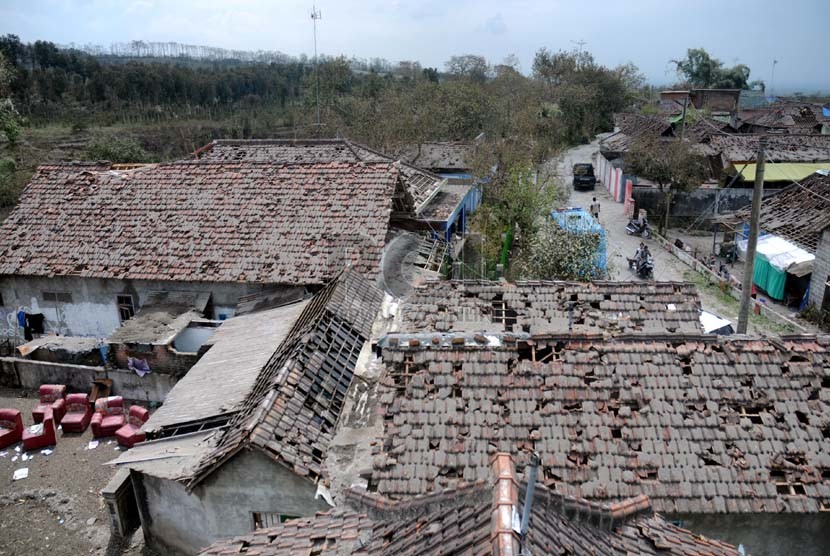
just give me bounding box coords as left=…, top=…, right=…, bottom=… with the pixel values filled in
left=627, top=255, right=654, bottom=280
left=625, top=218, right=652, bottom=239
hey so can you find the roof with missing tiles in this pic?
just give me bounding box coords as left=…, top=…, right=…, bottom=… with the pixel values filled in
left=721, top=171, right=830, bottom=252
left=0, top=161, right=403, bottom=285
left=709, top=134, right=830, bottom=164
left=400, top=142, right=476, bottom=172
left=370, top=335, right=830, bottom=514
left=397, top=280, right=703, bottom=336
left=195, top=139, right=444, bottom=211
left=200, top=453, right=740, bottom=556
left=186, top=269, right=384, bottom=487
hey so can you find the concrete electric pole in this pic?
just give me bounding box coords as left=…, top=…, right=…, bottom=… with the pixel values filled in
left=737, top=137, right=767, bottom=334
left=311, top=6, right=322, bottom=131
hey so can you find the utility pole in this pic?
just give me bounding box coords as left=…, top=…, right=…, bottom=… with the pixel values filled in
left=737, top=137, right=766, bottom=334
left=679, top=93, right=689, bottom=142
left=571, top=39, right=587, bottom=67
left=770, top=59, right=778, bottom=98
left=311, top=6, right=322, bottom=131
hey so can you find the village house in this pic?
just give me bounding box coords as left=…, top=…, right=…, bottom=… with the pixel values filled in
left=106, top=270, right=386, bottom=555
left=195, top=138, right=482, bottom=243
left=199, top=452, right=742, bottom=556
left=363, top=330, right=830, bottom=556
left=0, top=156, right=412, bottom=339
left=716, top=170, right=830, bottom=312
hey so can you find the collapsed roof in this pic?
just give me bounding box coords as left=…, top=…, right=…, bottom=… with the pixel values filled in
left=187, top=269, right=384, bottom=487
left=370, top=334, right=830, bottom=514
left=0, top=161, right=406, bottom=285
left=720, top=171, right=830, bottom=252
left=200, top=453, right=739, bottom=556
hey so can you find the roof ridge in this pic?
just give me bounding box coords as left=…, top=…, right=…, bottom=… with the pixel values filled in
left=529, top=483, right=652, bottom=530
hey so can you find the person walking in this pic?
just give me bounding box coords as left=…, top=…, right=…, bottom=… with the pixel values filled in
left=589, top=197, right=600, bottom=221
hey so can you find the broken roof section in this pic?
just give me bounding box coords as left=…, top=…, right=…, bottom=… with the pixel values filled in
left=141, top=299, right=310, bottom=436
left=710, top=134, right=830, bottom=164
left=601, top=113, right=673, bottom=154
left=108, top=292, right=210, bottom=345
left=722, top=171, right=830, bottom=252
left=371, top=334, right=830, bottom=514
left=195, top=138, right=444, bottom=212
left=187, top=269, right=384, bottom=487
left=0, top=161, right=403, bottom=285
left=200, top=453, right=740, bottom=556
left=400, top=141, right=476, bottom=173
left=397, top=280, right=703, bottom=335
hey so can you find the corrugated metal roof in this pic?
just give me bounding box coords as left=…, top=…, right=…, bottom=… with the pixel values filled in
left=737, top=162, right=830, bottom=182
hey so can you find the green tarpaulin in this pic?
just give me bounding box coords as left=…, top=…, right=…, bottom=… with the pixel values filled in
left=752, top=253, right=786, bottom=300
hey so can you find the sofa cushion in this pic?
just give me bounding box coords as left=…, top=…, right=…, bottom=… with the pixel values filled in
left=0, top=420, right=15, bottom=431
left=61, top=413, right=85, bottom=425
left=101, top=415, right=125, bottom=429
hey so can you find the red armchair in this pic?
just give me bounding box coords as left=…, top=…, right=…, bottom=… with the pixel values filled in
left=61, top=393, right=92, bottom=433
left=22, top=408, right=57, bottom=451
left=92, top=396, right=125, bottom=438
left=115, top=405, right=150, bottom=448
left=0, top=409, right=23, bottom=449
left=33, top=384, right=67, bottom=425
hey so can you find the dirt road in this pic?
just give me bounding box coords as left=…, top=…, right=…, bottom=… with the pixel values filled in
left=553, top=140, right=771, bottom=333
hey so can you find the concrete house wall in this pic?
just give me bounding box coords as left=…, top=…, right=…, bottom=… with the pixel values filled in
left=809, top=229, right=830, bottom=312
left=0, top=275, right=296, bottom=338
left=676, top=512, right=830, bottom=556
left=133, top=450, right=330, bottom=555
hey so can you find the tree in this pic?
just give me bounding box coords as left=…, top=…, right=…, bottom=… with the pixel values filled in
left=0, top=52, right=20, bottom=144
left=84, top=137, right=151, bottom=163
left=444, top=55, right=489, bottom=83
left=671, top=48, right=760, bottom=90
left=515, top=219, right=604, bottom=280
left=626, top=136, right=709, bottom=233
left=471, top=163, right=561, bottom=270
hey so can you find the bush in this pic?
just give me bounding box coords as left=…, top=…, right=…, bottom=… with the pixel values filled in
left=84, top=137, right=151, bottom=163
left=514, top=219, right=604, bottom=280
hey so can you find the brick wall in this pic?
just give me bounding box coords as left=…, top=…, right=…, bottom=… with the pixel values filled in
left=809, top=229, right=830, bottom=312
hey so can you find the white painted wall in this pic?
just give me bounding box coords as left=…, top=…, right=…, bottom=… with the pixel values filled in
left=0, top=275, right=301, bottom=339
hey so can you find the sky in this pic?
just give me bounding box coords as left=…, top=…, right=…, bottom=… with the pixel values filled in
left=1, top=0, right=827, bottom=92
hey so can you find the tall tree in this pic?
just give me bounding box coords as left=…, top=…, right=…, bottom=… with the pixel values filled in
left=626, top=136, right=709, bottom=233
left=671, top=48, right=761, bottom=90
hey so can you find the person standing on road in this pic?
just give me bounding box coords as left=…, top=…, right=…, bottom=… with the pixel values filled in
left=589, top=197, right=600, bottom=221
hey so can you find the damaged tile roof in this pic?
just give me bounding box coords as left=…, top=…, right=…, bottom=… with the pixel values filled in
left=401, top=142, right=476, bottom=172
left=186, top=269, right=384, bottom=487
left=398, top=280, right=703, bottom=335
left=200, top=453, right=740, bottom=556
left=0, top=161, right=402, bottom=285
left=709, top=134, right=830, bottom=164
left=195, top=138, right=444, bottom=211
left=722, top=171, right=830, bottom=252
left=601, top=114, right=673, bottom=153
left=370, top=334, right=830, bottom=514
left=415, top=183, right=474, bottom=222
left=141, top=299, right=310, bottom=435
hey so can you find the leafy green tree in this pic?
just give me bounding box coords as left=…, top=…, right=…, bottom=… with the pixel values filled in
left=671, top=48, right=761, bottom=90
left=0, top=51, right=21, bottom=145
